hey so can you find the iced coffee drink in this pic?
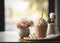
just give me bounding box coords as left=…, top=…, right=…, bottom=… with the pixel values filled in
left=35, top=18, right=48, bottom=38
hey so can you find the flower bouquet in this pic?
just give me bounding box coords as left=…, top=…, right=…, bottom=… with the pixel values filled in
left=16, top=18, right=34, bottom=39
left=47, top=12, right=56, bottom=36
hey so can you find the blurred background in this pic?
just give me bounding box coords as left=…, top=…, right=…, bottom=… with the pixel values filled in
left=5, top=0, right=48, bottom=31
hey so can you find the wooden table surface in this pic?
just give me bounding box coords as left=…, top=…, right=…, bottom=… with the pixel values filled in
left=0, top=31, right=60, bottom=42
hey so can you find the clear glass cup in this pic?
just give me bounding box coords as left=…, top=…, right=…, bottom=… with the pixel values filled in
left=35, top=23, right=48, bottom=38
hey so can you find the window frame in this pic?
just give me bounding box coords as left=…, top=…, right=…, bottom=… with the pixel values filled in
left=0, top=0, right=5, bottom=31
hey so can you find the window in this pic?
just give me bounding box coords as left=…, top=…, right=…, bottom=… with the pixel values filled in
left=5, top=0, right=48, bottom=33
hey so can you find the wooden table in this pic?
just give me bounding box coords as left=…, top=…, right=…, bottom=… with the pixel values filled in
left=0, top=31, right=60, bottom=42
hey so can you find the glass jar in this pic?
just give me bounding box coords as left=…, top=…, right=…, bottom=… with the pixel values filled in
left=46, top=23, right=55, bottom=36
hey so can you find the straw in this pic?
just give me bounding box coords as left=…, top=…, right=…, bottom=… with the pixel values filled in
left=41, top=12, right=43, bottom=18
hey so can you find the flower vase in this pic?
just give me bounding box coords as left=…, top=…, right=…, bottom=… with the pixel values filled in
left=19, top=27, right=30, bottom=39
left=46, top=23, right=55, bottom=36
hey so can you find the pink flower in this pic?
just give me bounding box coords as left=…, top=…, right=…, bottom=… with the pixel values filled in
left=16, top=18, right=34, bottom=29
left=28, top=20, right=34, bottom=27
left=50, top=13, right=56, bottom=19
